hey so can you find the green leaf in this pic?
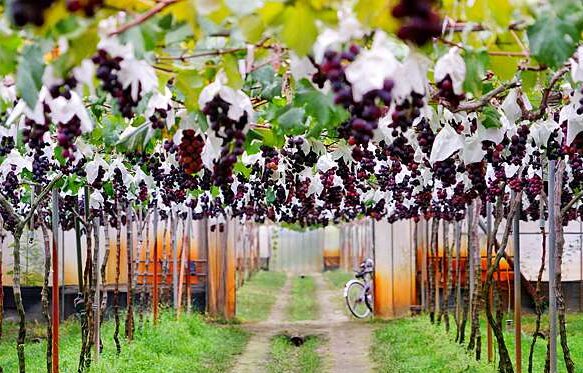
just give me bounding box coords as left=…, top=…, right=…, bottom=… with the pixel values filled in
left=276, top=107, right=305, bottom=133
left=354, top=0, right=398, bottom=31
left=175, top=69, right=205, bottom=110
left=265, top=188, right=276, bottom=204
left=16, top=45, right=45, bottom=109
left=239, top=14, right=264, bottom=44
left=234, top=161, right=252, bottom=179
left=281, top=3, right=317, bottom=56
left=463, top=50, right=489, bottom=96
left=480, top=106, right=502, bottom=129
left=0, top=33, right=22, bottom=76
left=250, top=127, right=285, bottom=148
left=527, top=13, right=579, bottom=69
left=222, top=54, right=243, bottom=89
left=53, top=26, right=99, bottom=77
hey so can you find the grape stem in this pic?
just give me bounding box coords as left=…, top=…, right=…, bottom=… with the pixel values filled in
left=561, top=190, right=583, bottom=216
left=445, top=79, right=520, bottom=113
left=518, top=63, right=571, bottom=121
left=109, top=0, right=183, bottom=36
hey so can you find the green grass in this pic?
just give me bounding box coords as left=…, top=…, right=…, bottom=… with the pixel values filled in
left=498, top=312, right=583, bottom=373
left=236, top=270, right=287, bottom=322
left=373, top=313, right=583, bottom=373
left=287, top=275, right=319, bottom=321
left=323, top=270, right=353, bottom=289
left=0, top=312, right=248, bottom=373
left=373, top=317, right=496, bottom=373
left=266, top=335, right=322, bottom=373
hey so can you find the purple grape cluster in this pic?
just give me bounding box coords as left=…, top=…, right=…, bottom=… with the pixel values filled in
left=202, top=95, right=247, bottom=186
left=150, top=107, right=169, bottom=130
left=0, top=136, right=15, bottom=156
left=508, top=125, right=529, bottom=165
left=391, top=0, right=442, bottom=46
left=10, top=0, right=54, bottom=26
left=433, top=158, right=457, bottom=187
left=92, top=50, right=141, bottom=118
left=436, top=75, right=465, bottom=109
left=23, top=105, right=51, bottom=151
left=57, top=116, right=82, bottom=160
left=178, top=130, right=204, bottom=175
left=415, top=118, right=435, bottom=155
left=314, top=46, right=393, bottom=158
left=65, top=0, right=103, bottom=15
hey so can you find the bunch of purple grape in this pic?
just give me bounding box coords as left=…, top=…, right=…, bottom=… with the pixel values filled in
left=436, top=76, right=465, bottom=109
left=65, top=0, right=103, bottom=15
left=0, top=136, right=15, bottom=156
left=10, top=0, right=54, bottom=26
left=178, top=130, right=205, bottom=175
left=92, top=50, right=141, bottom=118
left=314, top=47, right=393, bottom=158
left=507, top=125, right=529, bottom=165
left=391, top=0, right=442, bottom=46
left=202, top=95, right=248, bottom=186
left=415, top=118, right=435, bottom=155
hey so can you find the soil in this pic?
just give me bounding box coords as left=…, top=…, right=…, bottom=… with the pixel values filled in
left=231, top=272, right=374, bottom=372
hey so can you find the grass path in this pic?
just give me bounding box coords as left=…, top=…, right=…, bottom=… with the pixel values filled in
left=266, top=335, right=322, bottom=373
left=287, top=275, right=319, bottom=321
left=236, top=271, right=287, bottom=322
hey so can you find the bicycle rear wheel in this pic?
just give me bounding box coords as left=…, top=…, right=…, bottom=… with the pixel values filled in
left=344, top=280, right=371, bottom=318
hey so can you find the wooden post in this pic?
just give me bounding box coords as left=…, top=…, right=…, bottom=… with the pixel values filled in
left=225, top=219, right=236, bottom=319
left=513, top=196, right=522, bottom=373
left=548, top=159, right=557, bottom=373
left=93, top=217, right=100, bottom=361
left=153, top=204, right=159, bottom=325
left=207, top=222, right=218, bottom=315
left=126, top=206, right=134, bottom=340
left=172, top=212, right=178, bottom=308
left=486, top=202, right=493, bottom=362
left=51, top=189, right=59, bottom=373
left=373, top=220, right=393, bottom=318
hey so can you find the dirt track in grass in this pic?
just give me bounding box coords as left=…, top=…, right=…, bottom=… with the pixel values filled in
left=231, top=272, right=374, bottom=373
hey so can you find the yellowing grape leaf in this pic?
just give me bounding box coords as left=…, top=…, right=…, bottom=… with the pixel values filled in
left=259, top=2, right=285, bottom=25
left=281, top=3, right=317, bottom=56
left=239, top=14, right=264, bottom=44
left=354, top=0, right=397, bottom=32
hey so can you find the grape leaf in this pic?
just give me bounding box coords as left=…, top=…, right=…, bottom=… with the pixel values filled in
left=222, top=54, right=243, bottom=89
left=276, top=107, right=305, bottom=133
left=53, top=26, right=99, bottom=77
left=527, top=13, right=579, bottom=69
left=0, top=33, right=22, bottom=75
left=16, top=45, right=45, bottom=109
left=281, top=3, right=317, bottom=56
left=265, top=188, right=276, bottom=204
left=463, top=50, right=489, bottom=96
left=175, top=69, right=205, bottom=110
left=480, top=106, right=502, bottom=129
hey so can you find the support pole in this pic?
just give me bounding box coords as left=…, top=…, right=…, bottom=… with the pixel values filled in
left=513, top=194, right=522, bottom=373
left=93, top=217, right=100, bottom=361
left=172, top=212, right=178, bottom=308
left=51, top=189, right=59, bottom=373
left=486, top=202, right=493, bottom=362
left=75, top=212, right=84, bottom=292
left=548, top=160, right=557, bottom=373
left=153, top=203, right=159, bottom=325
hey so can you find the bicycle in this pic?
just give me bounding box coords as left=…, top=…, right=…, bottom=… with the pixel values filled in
left=344, top=258, right=374, bottom=318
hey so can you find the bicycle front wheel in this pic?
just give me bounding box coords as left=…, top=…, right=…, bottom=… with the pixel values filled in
left=344, top=280, right=371, bottom=318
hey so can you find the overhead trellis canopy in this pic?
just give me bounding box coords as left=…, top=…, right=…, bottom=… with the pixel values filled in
left=1, top=1, right=583, bottom=373
left=1, top=0, right=583, bottom=230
